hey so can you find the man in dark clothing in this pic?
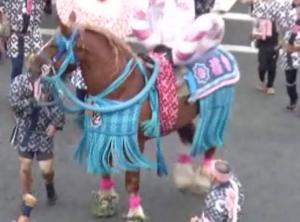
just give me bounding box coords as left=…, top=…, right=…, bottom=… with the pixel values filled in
left=251, top=1, right=279, bottom=95
left=255, top=20, right=279, bottom=95
left=44, top=0, right=51, bottom=14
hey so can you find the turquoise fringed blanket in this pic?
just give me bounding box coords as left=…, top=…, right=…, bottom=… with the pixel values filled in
left=41, top=29, right=168, bottom=176
left=184, top=46, right=239, bottom=156
left=191, top=86, right=235, bottom=156
left=75, top=100, right=156, bottom=174
left=73, top=60, right=168, bottom=176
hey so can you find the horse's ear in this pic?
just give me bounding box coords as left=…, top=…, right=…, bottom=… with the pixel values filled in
left=69, top=11, right=77, bottom=24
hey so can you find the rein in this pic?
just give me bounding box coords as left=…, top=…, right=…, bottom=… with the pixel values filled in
left=40, top=28, right=167, bottom=176
left=41, top=29, right=160, bottom=113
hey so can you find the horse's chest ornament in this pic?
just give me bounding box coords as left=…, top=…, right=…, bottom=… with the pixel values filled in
left=90, top=112, right=102, bottom=127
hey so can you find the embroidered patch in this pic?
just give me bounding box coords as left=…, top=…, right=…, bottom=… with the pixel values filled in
left=90, top=112, right=102, bottom=127
left=185, top=46, right=239, bottom=102
left=192, top=63, right=210, bottom=84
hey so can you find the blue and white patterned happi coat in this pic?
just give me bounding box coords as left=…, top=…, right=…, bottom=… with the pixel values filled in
left=0, top=0, right=44, bottom=58
left=201, top=176, right=244, bottom=222
left=9, top=73, right=65, bottom=153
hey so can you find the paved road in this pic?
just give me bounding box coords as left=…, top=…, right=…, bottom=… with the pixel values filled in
left=1, top=2, right=300, bottom=222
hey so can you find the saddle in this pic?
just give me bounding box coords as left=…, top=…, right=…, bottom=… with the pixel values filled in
left=139, top=51, right=179, bottom=136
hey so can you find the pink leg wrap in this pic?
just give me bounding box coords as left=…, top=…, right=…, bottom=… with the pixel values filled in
left=201, top=156, right=214, bottom=167
left=129, top=194, right=141, bottom=209
left=99, top=178, right=114, bottom=191
left=177, top=153, right=193, bottom=164
left=201, top=148, right=216, bottom=166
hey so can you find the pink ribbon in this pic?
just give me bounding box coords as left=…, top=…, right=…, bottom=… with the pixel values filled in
left=26, top=0, right=32, bottom=15
left=259, top=19, right=272, bottom=40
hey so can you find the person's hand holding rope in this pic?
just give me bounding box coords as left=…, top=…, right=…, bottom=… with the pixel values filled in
left=46, top=124, right=57, bottom=138
left=33, top=78, right=48, bottom=102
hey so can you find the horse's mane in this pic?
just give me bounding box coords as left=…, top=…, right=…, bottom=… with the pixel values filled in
left=82, top=26, right=137, bottom=72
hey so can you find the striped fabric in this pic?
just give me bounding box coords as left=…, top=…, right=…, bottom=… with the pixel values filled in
left=75, top=101, right=156, bottom=174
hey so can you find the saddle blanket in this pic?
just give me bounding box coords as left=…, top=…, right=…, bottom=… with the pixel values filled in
left=184, top=46, right=240, bottom=103
left=151, top=53, right=179, bottom=136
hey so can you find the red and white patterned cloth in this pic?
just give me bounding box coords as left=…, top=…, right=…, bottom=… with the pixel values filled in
left=56, top=0, right=132, bottom=39
left=151, top=53, right=179, bottom=135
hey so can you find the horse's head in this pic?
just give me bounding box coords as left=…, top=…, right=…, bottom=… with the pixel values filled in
left=28, top=22, right=80, bottom=83
left=30, top=19, right=136, bottom=96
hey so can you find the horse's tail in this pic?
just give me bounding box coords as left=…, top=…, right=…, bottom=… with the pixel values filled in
left=177, top=122, right=195, bottom=145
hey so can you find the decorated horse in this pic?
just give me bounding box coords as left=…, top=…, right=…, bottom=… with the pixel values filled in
left=29, top=0, right=240, bottom=220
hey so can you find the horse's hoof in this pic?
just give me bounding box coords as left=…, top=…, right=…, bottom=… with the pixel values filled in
left=190, top=168, right=211, bottom=194
left=90, top=190, right=118, bottom=218
left=173, top=162, right=195, bottom=191
left=123, top=206, right=148, bottom=222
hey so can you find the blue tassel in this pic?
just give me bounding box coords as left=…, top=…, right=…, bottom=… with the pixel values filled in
left=142, top=89, right=168, bottom=176
left=75, top=127, right=156, bottom=174
left=156, top=138, right=168, bottom=177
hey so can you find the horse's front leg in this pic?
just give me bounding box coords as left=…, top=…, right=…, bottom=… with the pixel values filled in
left=91, top=175, right=119, bottom=217
left=124, top=137, right=147, bottom=222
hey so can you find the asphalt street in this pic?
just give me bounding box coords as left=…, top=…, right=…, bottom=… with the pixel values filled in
left=1, top=2, right=300, bottom=222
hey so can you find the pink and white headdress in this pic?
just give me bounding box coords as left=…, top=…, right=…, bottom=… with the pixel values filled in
left=56, top=0, right=132, bottom=39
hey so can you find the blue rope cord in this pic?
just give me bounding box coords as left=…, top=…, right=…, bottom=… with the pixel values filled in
left=42, top=29, right=167, bottom=175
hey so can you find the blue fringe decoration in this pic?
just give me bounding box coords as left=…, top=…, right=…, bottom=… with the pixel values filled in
left=74, top=100, right=158, bottom=174
left=141, top=87, right=168, bottom=176
left=40, top=28, right=167, bottom=176
left=190, top=86, right=235, bottom=157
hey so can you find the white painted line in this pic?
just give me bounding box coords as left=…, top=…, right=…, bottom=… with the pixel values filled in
left=41, top=28, right=56, bottom=35
left=222, top=44, right=258, bottom=54
left=221, top=12, right=254, bottom=22
left=212, top=0, right=238, bottom=13
left=41, top=29, right=257, bottom=54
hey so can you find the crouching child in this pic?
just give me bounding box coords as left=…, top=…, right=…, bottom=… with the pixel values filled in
left=190, top=160, right=244, bottom=222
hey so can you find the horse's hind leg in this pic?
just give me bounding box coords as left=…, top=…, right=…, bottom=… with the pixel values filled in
left=124, top=138, right=147, bottom=221
left=177, top=122, right=195, bottom=145
left=172, top=96, right=198, bottom=191
left=173, top=96, right=215, bottom=193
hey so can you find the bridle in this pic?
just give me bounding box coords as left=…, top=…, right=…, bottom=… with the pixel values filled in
left=37, top=28, right=80, bottom=80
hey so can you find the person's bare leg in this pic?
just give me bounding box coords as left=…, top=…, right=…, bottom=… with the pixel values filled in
left=17, top=194, right=37, bottom=222
left=19, top=157, right=33, bottom=196
left=38, top=158, right=57, bottom=205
